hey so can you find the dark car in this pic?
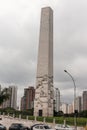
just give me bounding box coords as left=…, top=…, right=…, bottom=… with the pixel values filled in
left=0, top=124, right=6, bottom=130
left=9, top=123, right=30, bottom=130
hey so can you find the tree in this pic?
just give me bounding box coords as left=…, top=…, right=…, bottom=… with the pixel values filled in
left=0, top=88, right=10, bottom=105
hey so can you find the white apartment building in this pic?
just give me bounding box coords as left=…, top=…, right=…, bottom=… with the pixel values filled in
left=68, top=103, right=73, bottom=114
left=9, top=86, right=17, bottom=109
left=60, top=103, right=68, bottom=114
left=2, top=86, right=17, bottom=110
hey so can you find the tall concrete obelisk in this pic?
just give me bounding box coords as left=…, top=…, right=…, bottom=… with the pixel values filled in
left=34, top=7, right=53, bottom=117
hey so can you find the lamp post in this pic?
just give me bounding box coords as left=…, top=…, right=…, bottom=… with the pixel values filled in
left=64, top=70, right=77, bottom=129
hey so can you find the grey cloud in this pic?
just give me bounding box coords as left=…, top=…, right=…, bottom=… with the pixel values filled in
left=0, top=0, right=87, bottom=105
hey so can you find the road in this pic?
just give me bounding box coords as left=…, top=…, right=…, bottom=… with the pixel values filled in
left=0, top=115, right=85, bottom=130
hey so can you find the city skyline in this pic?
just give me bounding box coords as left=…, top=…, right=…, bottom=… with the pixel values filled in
left=0, top=84, right=86, bottom=113
left=0, top=0, right=87, bottom=105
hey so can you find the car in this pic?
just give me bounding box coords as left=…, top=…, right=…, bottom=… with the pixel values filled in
left=0, top=124, right=6, bottom=130
left=9, top=123, right=30, bottom=130
left=31, top=124, right=54, bottom=130
left=30, top=124, right=43, bottom=130
left=55, top=124, right=75, bottom=130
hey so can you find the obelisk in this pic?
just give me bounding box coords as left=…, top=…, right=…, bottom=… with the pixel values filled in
left=34, top=7, right=54, bottom=117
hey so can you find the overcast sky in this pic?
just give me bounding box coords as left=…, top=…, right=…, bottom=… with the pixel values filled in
left=0, top=0, right=87, bottom=106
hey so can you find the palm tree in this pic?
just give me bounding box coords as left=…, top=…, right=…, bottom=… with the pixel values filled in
left=0, top=88, right=10, bottom=105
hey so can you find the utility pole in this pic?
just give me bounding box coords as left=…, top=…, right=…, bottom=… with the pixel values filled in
left=64, top=70, right=77, bottom=129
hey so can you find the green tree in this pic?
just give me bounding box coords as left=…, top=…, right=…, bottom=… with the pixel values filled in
left=0, top=88, right=10, bottom=105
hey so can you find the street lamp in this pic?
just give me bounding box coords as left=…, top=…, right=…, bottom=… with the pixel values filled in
left=64, top=70, right=77, bottom=129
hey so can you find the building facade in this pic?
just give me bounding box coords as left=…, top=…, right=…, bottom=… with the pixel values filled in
left=10, top=86, right=17, bottom=109
left=68, top=104, right=73, bottom=114
left=21, top=96, right=25, bottom=111
left=75, top=96, right=81, bottom=112
left=54, top=88, right=60, bottom=112
left=60, top=103, right=68, bottom=114
left=82, top=91, right=87, bottom=110
left=2, top=86, right=17, bottom=109
left=21, top=86, right=35, bottom=110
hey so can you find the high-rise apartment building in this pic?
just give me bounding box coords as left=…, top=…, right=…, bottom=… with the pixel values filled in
left=60, top=103, right=68, bottom=114
left=2, top=86, right=17, bottom=109
left=21, top=96, right=25, bottom=111
left=21, top=86, right=35, bottom=110
left=82, top=91, right=87, bottom=110
left=54, top=88, right=60, bottom=112
left=68, top=104, right=73, bottom=114
left=9, top=86, right=17, bottom=109
left=75, top=96, right=81, bottom=112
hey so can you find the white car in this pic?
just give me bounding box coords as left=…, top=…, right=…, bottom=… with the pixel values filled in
left=55, top=124, right=75, bottom=130
left=33, top=124, right=54, bottom=130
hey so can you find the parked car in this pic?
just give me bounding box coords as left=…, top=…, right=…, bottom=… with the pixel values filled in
left=0, top=124, right=6, bottom=130
left=30, top=124, right=54, bottom=130
left=9, top=123, right=30, bottom=130
left=30, top=124, right=44, bottom=130
left=55, top=124, right=75, bottom=130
